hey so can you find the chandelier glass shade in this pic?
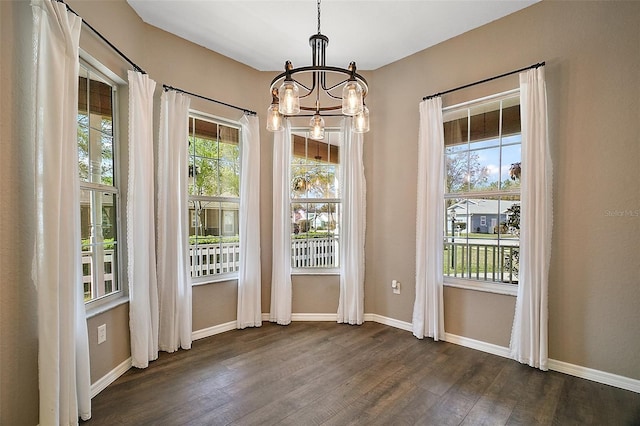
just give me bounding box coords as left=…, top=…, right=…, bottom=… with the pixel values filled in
left=267, top=0, right=369, bottom=137
left=353, top=104, right=370, bottom=133
left=309, top=114, right=325, bottom=139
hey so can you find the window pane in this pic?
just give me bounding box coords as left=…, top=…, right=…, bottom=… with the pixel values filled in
left=291, top=164, right=309, bottom=198
left=469, top=100, right=501, bottom=144
left=219, top=159, right=239, bottom=197
left=307, top=165, right=330, bottom=199
left=194, top=158, right=219, bottom=196
left=194, top=136, right=218, bottom=159
left=325, top=164, right=338, bottom=198
left=501, top=143, right=521, bottom=190
left=78, top=67, right=115, bottom=186
left=219, top=124, right=239, bottom=146
left=444, top=195, right=520, bottom=283
left=474, top=146, right=500, bottom=191
left=446, top=151, right=470, bottom=194
left=291, top=202, right=340, bottom=268
left=78, top=124, right=90, bottom=181
left=292, top=133, right=310, bottom=165
left=189, top=200, right=240, bottom=277
left=100, top=134, right=114, bottom=185
left=80, top=190, right=119, bottom=301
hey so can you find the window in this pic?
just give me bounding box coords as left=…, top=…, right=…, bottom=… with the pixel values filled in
left=443, top=92, right=521, bottom=288
left=78, top=62, right=120, bottom=303
left=188, top=113, right=241, bottom=282
left=290, top=129, right=341, bottom=270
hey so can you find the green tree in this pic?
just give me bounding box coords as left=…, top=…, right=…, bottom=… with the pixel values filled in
left=291, top=157, right=337, bottom=199
left=446, top=151, right=489, bottom=194
left=189, top=136, right=240, bottom=197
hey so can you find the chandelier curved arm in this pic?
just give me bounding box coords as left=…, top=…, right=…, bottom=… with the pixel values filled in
left=270, top=66, right=368, bottom=93
left=270, top=66, right=369, bottom=111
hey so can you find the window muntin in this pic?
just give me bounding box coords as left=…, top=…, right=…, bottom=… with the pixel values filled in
left=443, top=94, right=521, bottom=286
left=290, top=129, right=341, bottom=270
left=78, top=63, right=120, bottom=303
left=188, top=114, right=241, bottom=282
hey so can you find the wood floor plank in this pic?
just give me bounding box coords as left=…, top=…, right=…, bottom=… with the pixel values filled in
left=82, top=322, right=640, bottom=426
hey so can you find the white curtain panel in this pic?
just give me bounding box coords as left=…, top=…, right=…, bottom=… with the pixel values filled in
left=510, top=67, right=553, bottom=370
left=31, top=0, right=91, bottom=422
left=237, top=114, right=263, bottom=329
left=270, top=119, right=292, bottom=325
left=156, top=90, right=192, bottom=352
left=412, top=97, right=445, bottom=341
left=337, top=118, right=366, bottom=325
left=127, top=70, right=159, bottom=368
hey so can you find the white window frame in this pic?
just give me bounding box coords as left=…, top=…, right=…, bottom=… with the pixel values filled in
left=188, top=111, right=242, bottom=285
left=79, top=57, right=127, bottom=313
left=290, top=127, right=341, bottom=275
left=442, top=89, right=521, bottom=296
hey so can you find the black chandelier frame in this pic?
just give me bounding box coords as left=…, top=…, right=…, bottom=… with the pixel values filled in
left=269, top=1, right=368, bottom=117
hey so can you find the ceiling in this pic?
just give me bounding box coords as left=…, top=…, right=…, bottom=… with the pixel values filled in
left=126, top=0, right=539, bottom=72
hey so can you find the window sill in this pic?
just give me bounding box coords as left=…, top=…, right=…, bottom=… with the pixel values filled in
left=292, top=268, right=339, bottom=276
left=192, top=274, right=238, bottom=286
left=444, top=277, right=518, bottom=296
left=85, top=295, right=129, bottom=319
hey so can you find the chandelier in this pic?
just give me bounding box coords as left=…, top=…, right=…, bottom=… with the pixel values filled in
left=266, top=0, right=370, bottom=138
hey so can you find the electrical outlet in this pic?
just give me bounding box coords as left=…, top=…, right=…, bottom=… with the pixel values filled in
left=97, top=324, right=107, bottom=344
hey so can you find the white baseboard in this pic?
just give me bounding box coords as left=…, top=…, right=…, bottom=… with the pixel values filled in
left=443, top=332, right=512, bottom=359
left=91, top=357, right=131, bottom=398
left=259, top=312, right=338, bottom=322
left=292, top=313, right=338, bottom=321
left=547, top=358, right=640, bottom=393
left=192, top=320, right=237, bottom=340
left=365, top=313, right=413, bottom=332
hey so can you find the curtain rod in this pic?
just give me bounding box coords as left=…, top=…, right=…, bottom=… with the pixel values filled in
left=422, top=61, right=545, bottom=101
left=163, top=85, right=257, bottom=116
left=55, top=0, right=146, bottom=74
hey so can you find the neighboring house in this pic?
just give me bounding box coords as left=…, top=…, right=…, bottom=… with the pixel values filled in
left=189, top=205, right=239, bottom=237
left=448, top=199, right=519, bottom=234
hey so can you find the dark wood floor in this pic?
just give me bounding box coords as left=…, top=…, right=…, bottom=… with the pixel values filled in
left=83, top=322, right=640, bottom=426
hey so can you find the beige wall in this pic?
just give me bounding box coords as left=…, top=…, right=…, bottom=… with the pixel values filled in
left=2, top=0, right=639, bottom=423
left=292, top=275, right=340, bottom=314
left=367, top=0, right=640, bottom=380
left=87, top=304, right=131, bottom=383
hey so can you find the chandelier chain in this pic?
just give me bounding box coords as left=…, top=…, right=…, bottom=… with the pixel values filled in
left=317, top=0, right=321, bottom=34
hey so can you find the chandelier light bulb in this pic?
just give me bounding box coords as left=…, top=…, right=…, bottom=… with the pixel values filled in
left=278, top=80, right=300, bottom=115
left=353, top=104, right=370, bottom=133
left=266, top=103, right=283, bottom=132
left=310, top=114, right=325, bottom=140
left=342, top=80, right=363, bottom=116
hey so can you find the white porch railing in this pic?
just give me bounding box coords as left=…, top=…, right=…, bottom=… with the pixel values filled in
left=190, top=242, right=240, bottom=277
left=188, top=237, right=339, bottom=277
left=82, top=238, right=341, bottom=288
left=291, top=237, right=338, bottom=268
left=82, top=249, right=115, bottom=301
left=443, top=240, right=519, bottom=283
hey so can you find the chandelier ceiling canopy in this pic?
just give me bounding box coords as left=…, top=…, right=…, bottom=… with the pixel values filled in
left=267, top=0, right=370, bottom=137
